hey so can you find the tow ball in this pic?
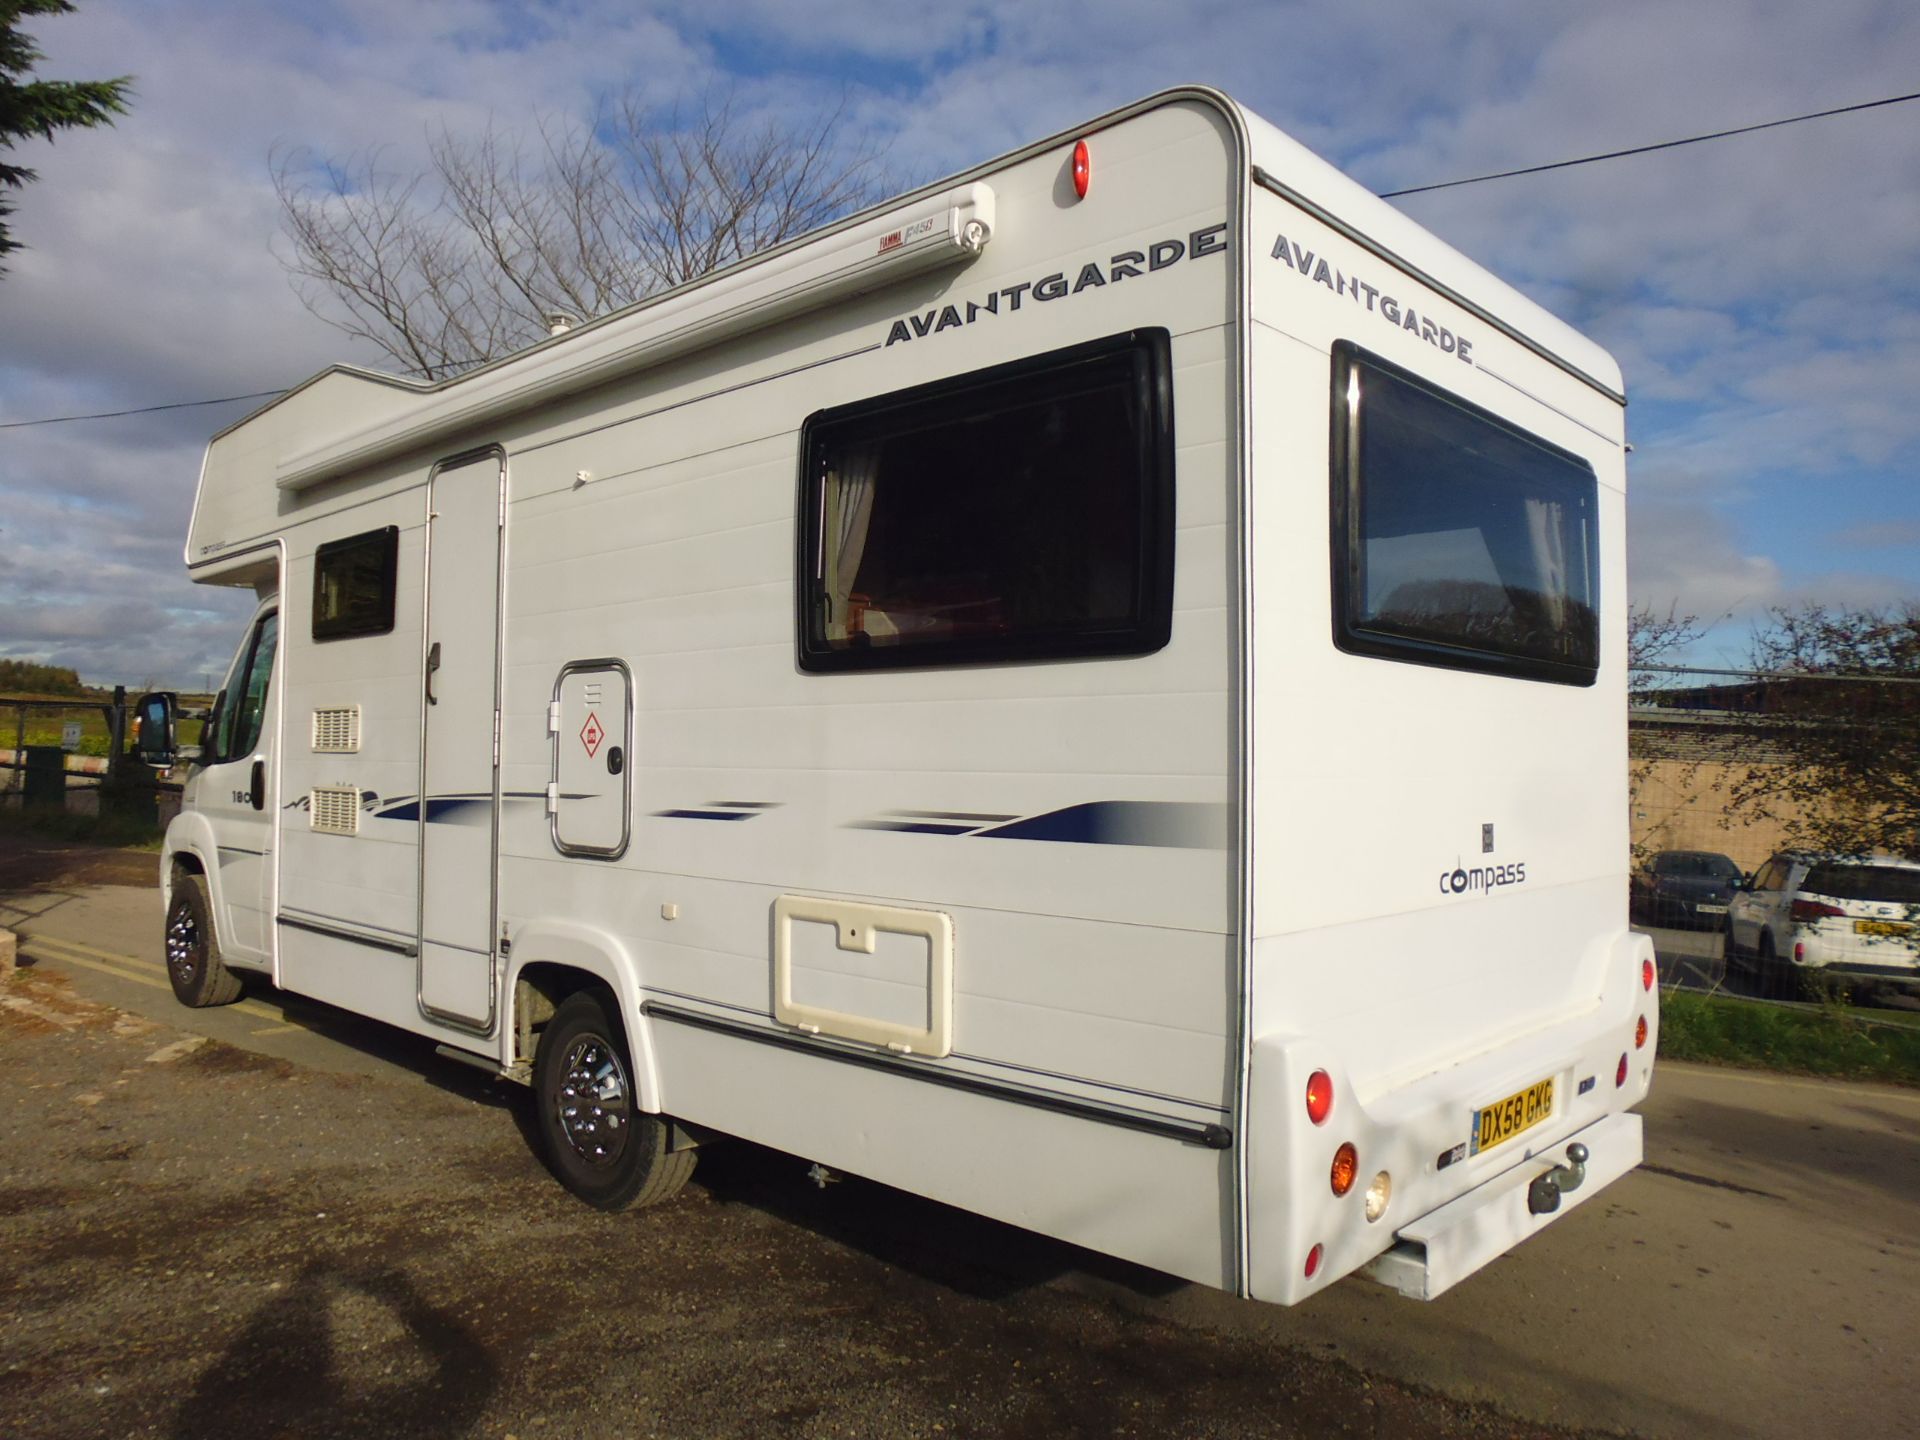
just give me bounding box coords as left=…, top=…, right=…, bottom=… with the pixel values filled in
left=1527, top=1142, right=1590, bottom=1215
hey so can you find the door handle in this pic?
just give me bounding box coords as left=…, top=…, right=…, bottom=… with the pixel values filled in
left=249, top=759, right=265, bottom=811
left=425, top=641, right=441, bottom=705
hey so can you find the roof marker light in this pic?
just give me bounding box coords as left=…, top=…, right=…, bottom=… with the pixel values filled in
left=1072, top=139, right=1091, bottom=199
left=1305, top=1070, right=1333, bottom=1125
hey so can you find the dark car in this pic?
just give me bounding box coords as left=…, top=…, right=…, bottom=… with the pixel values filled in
left=1632, top=850, right=1744, bottom=930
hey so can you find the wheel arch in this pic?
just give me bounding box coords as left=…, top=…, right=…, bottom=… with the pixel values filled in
left=161, top=813, right=219, bottom=920
left=506, top=920, right=660, bottom=1114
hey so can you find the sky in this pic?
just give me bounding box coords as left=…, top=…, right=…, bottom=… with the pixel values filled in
left=2, top=0, right=1917, bottom=687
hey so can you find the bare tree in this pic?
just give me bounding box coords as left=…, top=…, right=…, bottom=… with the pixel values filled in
left=1626, top=601, right=1703, bottom=699
left=1723, top=602, right=1920, bottom=860
left=273, top=91, right=887, bottom=379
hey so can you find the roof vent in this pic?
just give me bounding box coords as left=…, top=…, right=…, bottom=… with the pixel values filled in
left=545, top=311, right=578, bottom=337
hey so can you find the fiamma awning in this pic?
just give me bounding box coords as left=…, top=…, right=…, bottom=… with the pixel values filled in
left=274, top=182, right=997, bottom=492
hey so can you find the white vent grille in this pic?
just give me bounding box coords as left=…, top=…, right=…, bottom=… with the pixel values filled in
left=309, top=785, right=361, bottom=835
left=312, top=706, right=361, bottom=753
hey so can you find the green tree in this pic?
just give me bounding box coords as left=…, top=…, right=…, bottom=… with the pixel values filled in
left=0, top=0, right=130, bottom=269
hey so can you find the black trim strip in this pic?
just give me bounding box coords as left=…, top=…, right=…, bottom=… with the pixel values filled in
left=277, top=914, right=419, bottom=957
left=643, top=1001, right=1232, bottom=1150
left=1253, top=165, right=1627, bottom=408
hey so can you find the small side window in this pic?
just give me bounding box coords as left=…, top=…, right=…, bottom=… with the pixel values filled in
left=312, top=527, right=399, bottom=641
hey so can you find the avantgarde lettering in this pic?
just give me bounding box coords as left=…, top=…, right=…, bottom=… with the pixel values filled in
left=1271, top=230, right=1474, bottom=367
left=884, top=223, right=1229, bottom=346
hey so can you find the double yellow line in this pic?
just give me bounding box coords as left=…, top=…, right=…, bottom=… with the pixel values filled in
left=18, top=931, right=303, bottom=1035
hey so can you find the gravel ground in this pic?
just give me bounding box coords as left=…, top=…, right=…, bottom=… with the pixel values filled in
left=0, top=959, right=1622, bottom=1440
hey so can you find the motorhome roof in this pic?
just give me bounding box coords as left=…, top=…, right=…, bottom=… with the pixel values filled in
left=223, top=86, right=1623, bottom=492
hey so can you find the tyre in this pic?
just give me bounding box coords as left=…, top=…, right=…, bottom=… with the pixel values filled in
left=1756, top=935, right=1800, bottom=1002
left=1722, top=917, right=1748, bottom=972
left=535, top=990, right=694, bottom=1211
left=164, top=872, right=244, bottom=1008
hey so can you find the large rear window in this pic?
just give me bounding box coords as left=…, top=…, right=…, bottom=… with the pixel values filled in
left=1803, top=864, right=1920, bottom=905
left=1332, top=344, right=1600, bottom=685
left=796, top=329, right=1175, bottom=672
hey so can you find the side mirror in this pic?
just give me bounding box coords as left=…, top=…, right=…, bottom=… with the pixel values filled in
left=132, top=691, right=178, bottom=770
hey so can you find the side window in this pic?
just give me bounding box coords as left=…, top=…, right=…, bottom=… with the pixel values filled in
left=797, top=329, right=1175, bottom=672
left=1331, top=343, right=1600, bottom=686
left=212, top=613, right=279, bottom=761
left=1754, top=858, right=1787, bottom=892
left=313, top=527, right=399, bottom=640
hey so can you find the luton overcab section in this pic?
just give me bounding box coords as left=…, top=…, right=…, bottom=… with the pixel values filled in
left=142, top=87, right=1650, bottom=1305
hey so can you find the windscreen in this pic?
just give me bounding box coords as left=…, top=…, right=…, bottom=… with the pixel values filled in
left=1335, top=345, right=1600, bottom=685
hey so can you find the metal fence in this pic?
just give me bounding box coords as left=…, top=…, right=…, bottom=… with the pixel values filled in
left=0, top=689, right=181, bottom=818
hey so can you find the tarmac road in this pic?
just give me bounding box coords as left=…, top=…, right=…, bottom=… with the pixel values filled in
left=4, top=832, right=1918, bottom=1439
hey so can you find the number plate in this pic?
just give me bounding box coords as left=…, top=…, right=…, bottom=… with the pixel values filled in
left=1696, top=903, right=1728, bottom=915
left=1854, top=919, right=1914, bottom=938
left=1469, top=1077, right=1555, bottom=1157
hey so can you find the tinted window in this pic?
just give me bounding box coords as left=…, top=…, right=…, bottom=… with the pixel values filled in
left=313, top=527, right=399, bottom=640
left=797, top=330, right=1174, bottom=671
left=1657, top=853, right=1740, bottom=879
left=1332, top=344, right=1600, bottom=685
left=1803, top=864, right=1920, bottom=905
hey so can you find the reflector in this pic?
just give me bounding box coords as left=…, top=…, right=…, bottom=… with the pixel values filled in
left=1331, top=1142, right=1359, bottom=1196
left=1304, top=1243, right=1323, bottom=1278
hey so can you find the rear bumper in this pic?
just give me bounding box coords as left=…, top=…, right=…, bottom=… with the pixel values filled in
left=1362, top=1111, right=1642, bottom=1300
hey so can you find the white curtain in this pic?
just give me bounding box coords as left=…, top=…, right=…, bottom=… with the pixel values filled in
left=1524, top=497, right=1568, bottom=629
left=823, top=444, right=880, bottom=638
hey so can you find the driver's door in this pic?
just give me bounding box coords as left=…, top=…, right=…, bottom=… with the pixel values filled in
left=197, top=607, right=280, bottom=966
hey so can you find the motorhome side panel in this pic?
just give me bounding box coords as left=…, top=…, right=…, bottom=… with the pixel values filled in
left=492, top=98, right=1247, bottom=1286
left=1239, top=173, right=1646, bottom=1302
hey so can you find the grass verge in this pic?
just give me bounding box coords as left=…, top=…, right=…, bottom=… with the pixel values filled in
left=0, top=803, right=165, bottom=851
left=1658, top=988, right=1920, bottom=1086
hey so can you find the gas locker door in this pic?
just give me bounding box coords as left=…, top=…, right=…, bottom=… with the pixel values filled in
left=419, top=448, right=505, bottom=1032
left=551, top=661, right=632, bottom=858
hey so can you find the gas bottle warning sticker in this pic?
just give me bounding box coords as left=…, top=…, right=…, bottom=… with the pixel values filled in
left=579, top=712, right=605, bottom=758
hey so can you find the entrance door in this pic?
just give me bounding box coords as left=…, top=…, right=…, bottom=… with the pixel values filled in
left=418, top=449, right=505, bottom=1031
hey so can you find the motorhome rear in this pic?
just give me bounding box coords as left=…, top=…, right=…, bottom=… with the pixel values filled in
left=147, top=87, right=1653, bottom=1304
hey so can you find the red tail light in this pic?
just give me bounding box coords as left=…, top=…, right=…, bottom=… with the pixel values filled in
left=1616, top=1053, right=1629, bottom=1087
left=1642, top=958, right=1655, bottom=991
left=1790, top=899, right=1845, bottom=922
left=1304, top=1243, right=1323, bottom=1278
left=1071, top=139, right=1091, bottom=199
left=1305, top=1070, right=1333, bottom=1125
left=1635, top=1015, right=1648, bottom=1049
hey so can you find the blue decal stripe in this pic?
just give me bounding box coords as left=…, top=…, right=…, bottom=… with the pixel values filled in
left=656, top=808, right=756, bottom=822
left=974, top=801, right=1227, bottom=849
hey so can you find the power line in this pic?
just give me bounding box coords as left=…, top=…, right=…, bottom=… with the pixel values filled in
left=0, top=388, right=289, bottom=430
left=1379, top=89, right=1920, bottom=198
left=7, top=89, right=1920, bottom=431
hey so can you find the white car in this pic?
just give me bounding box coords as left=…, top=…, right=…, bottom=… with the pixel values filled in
left=1725, top=852, right=1920, bottom=1000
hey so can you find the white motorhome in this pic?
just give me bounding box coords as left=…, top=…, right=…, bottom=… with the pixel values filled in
left=142, top=87, right=1654, bottom=1305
